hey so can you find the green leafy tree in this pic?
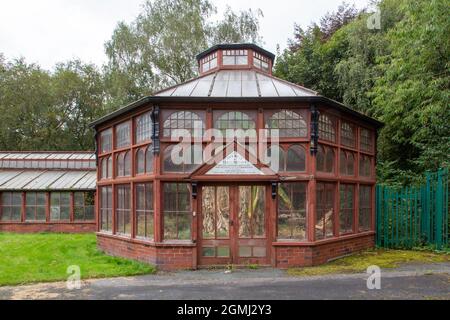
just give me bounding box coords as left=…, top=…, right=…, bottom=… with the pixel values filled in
left=52, top=60, right=107, bottom=150
left=372, top=0, right=450, bottom=183
left=104, top=0, right=263, bottom=108
left=0, top=59, right=56, bottom=150
left=275, top=0, right=450, bottom=183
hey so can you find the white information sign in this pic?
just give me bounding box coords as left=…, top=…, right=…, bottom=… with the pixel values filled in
left=206, top=151, right=264, bottom=175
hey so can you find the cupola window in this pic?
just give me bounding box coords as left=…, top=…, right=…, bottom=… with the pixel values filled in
left=223, top=50, right=248, bottom=66
left=253, top=52, right=270, bottom=72
left=201, top=52, right=218, bottom=73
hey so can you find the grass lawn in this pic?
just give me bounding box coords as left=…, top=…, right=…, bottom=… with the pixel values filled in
left=288, top=248, right=450, bottom=277
left=0, top=233, right=156, bottom=286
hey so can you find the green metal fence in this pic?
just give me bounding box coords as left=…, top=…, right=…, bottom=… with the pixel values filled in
left=376, top=168, right=449, bottom=250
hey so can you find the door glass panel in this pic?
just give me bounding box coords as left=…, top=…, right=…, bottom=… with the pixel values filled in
left=238, top=186, right=252, bottom=237
left=216, top=187, right=230, bottom=238
left=217, top=246, right=230, bottom=257
left=239, top=246, right=252, bottom=257
left=202, top=247, right=215, bottom=257
left=202, top=187, right=215, bottom=239
left=202, top=186, right=230, bottom=239
left=253, top=186, right=265, bottom=236
left=253, top=247, right=266, bottom=257
left=239, top=186, right=265, bottom=238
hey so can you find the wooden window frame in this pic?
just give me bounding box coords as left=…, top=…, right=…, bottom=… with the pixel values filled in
left=201, top=52, right=218, bottom=73
left=317, top=144, right=336, bottom=174
left=116, top=184, right=131, bottom=237
left=315, top=182, right=336, bottom=240
left=100, top=128, right=113, bottom=154
left=25, top=192, right=47, bottom=222
left=222, top=49, right=249, bottom=66
left=135, top=111, right=152, bottom=144
left=359, top=185, right=372, bottom=232
left=265, top=109, right=308, bottom=138
left=116, top=151, right=131, bottom=177
left=162, top=182, right=192, bottom=242
left=162, top=110, right=205, bottom=139
left=50, top=192, right=71, bottom=221
left=74, top=191, right=95, bottom=221
left=0, top=192, right=22, bottom=222
left=277, top=182, right=308, bottom=241
left=339, top=184, right=355, bottom=235
left=135, top=183, right=154, bottom=240
left=100, top=186, right=113, bottom=233
left=318, top=114, right=336, bottom=143
left=115, top=121, right=131, bottom=149
left=340, top=122, right=356, bottom=148
left=360, top=128, right=373, bottom=153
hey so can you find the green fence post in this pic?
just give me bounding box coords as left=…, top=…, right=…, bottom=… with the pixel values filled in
left=376, top=185, right=382, bottom=247
left=436, top=169, right=443, bottom=250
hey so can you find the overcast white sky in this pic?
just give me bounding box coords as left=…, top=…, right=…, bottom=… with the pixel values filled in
left=0, top=0, right=372, bottom=70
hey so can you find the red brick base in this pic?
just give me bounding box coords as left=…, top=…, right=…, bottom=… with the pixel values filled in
left=98, top=232, right=375, bottom=270
left=97, top=233, right=196, bottom=270
left=274, top=233, right=375, bottom=268
left=0, top=222, right=96, bottom=233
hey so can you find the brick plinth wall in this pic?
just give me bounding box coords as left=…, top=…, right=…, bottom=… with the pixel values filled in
left=275, top=233, right=375, bottom=268
left=97, top=233, right=196, bottom=270
left=0, top=223, right=96, bottom=233
left=98, top=232, right=375, bottom=270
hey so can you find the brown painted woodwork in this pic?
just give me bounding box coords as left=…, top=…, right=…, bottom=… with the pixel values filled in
left=197, top=183, right=272, bottom=266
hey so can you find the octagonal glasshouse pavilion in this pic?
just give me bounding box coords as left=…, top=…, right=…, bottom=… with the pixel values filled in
left=91, top=43, right=382, bottom=270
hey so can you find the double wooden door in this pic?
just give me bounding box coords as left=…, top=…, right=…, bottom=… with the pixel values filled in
left=198, top=184, right=270, bottom=266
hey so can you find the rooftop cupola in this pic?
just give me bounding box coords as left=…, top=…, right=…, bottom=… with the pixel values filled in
left=196, top=43, right=275, bottom=76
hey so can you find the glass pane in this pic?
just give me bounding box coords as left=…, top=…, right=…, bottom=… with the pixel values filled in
left=100, top=129, right=112, bottom=153
left=74, top=207, right=84, bottom=220
left=286, top=145, right=306, bottom=172
left=253, top=247, right=266, bottom=258
left=136, top=149, right=145, bottom=174
left=316, top=183, right=335, bottom=240
left=60, top=207, right=70, bottom=220
left=85, top=206, right=95, bottom=220
left=216, top=186, right=230, bottom=238
left=278, top=183, right=307, bottom=240
left=60, top=193, right=70, bottom=206
left=202, top=186, right=215, bottom=239
left=26, top=193, right=36, bottom=205
left=238, top=186, right=252, bottom=237
left=163, top=212, right=177, bottom=240
left=145, top=148, right=153, bottom=173
left=217, top=246, right=230, bottom=257
left=236, top=55, right=248, bottom=65
left=202, top=247, right=215, bottom=257
left=339, top=185, right=354, bottom=234
left=50, top=206, right=60, bottom=220
left=36, top=193, right=46, bottom=206
left=136, top=112, right=152, bottom=143
left=11, top=207, right=21, bottom=221
left=36, top=207, right=46, bottom=221
left=239, top=246, right=252, bottom=257
left=74, top=192, right=84, bottom=206
left=50, top=193, right=60, bottom=206
left=25, top=207, right=34, bottom=221
left=115, top=121, right=131, bottom=148
left=12, top=193, right=22, bottom=206
left=177, top=213, right=191, bottom=240
left=223, top=56, right=235, bottom=65
left=1, top=207, right=11, bottom=221
left=252, top=186, right=265, bottom=237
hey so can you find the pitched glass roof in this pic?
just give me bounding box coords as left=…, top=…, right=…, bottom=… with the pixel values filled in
left=155, top=70, right=317, bottom=98
left=0, top=170, right=96, bottom=191
left=0, top=152, right=96, bottom=190
left=0, top=152, right=95, bottom=170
